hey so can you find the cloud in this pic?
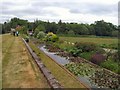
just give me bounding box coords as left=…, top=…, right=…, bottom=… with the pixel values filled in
left=69, top=3, right=117, bottom=15
left=1, top=0, right=119, bottom=25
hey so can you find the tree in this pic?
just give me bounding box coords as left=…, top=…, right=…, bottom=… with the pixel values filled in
left=94, top=20, right=117, bottom=36
left=80, top=25, right=89, bottom=35
left=35, top=24, right=45, bottom=32
left=45, top=22, right=58, bottom=33
left=57, top=20, right=67, bottom=34
left=67, top=30, right=75, bottom=35
left=112, top=31, right=118, bottom=37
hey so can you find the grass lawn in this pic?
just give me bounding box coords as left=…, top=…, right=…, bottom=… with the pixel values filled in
left=28, top=40, right=88, bottom=88
left=2, top=34, right=49, bottom=88
left=60, top=36, right=118, bottom=45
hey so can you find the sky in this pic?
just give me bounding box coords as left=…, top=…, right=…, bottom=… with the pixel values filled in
left=1, top=0, right=119, bottom=25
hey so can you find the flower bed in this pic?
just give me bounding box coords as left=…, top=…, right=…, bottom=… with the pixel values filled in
left=65, top=62, right=120, bottom=89
left=45, top=44, right=120, bottom=89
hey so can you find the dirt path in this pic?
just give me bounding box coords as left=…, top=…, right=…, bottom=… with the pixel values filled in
left=2, top=34, right=49, bottom=88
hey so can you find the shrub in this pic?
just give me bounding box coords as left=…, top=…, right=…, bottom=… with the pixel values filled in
left=51, top=34, right=59, bottom=42
left=45, top=32, right=59, bottom=42
left=96, top=48, right=106, bottom=54
left=90, top=53, right=106, bottom=65
left=75, top=42, right=97, bottom=52
left=34, top=29, right=39, bottom=37
left=109, top=44, right=118, bottom=49
left=100, top=44, right=107, bottom=48
left=36, top=31, right=45, bottom=39
left=53, top=42, right=60, bottom=49
left=80, top=51, right=95, bottom=60
left=101, top=59, right=119, bottom=73
left=111, top=51, right=119, bottom=62
left=69, top=48, right=82, bottom=57
left=67, top=30, right=75, bottom=36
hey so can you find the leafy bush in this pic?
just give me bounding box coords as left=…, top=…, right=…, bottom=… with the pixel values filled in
left=67, top=30, right=75, bottom=36
left=100, top=43, right=118, bottom=49
left=51, top=34, right=59, bottom=42
left=90, top=53, right=106, bottom=65
left=100, top=44, right=107, bottom=48
left=53, top=42, right=60, bottom=49
left=108, top=44, right=118, bottom=49
left=100, top=59, right=119, bottom=73
left=34, top=29, right=39, bottom=37
left=36, top=31, right=45, bottom=39
left=45, top=32, right=59, bottom=42
left=68, top=48, right=82, bottom=57
left=111, top=51, right=119, bottom=62
left=96, top=48, right=106, bottom=54
left=80, top=51, right=95, bottom=60
left=75, top=42, right=97, bottom=52
left=35, top=24, right=46, bottom=32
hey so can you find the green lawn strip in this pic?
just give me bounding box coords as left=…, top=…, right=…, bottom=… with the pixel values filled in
left=28, top=41, right=88, bottom=88
left=60, top=36, right=118, bottom=45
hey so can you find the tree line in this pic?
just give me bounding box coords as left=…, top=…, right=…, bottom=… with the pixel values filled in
left=1, top=17, right=119, bottom=37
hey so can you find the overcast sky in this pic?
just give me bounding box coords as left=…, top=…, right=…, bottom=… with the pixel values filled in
left=1, top=0, right=119, bottom=25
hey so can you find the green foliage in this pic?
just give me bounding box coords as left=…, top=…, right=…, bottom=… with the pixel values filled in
left=80, top=51, right=95, bottom=60
left=35, top=24, right=45, bottom=32
left=100, top=44, right=107, bottom=48
left=36, top=31, right=45, bottom=39
left=2, top=22, right=11, bottom=34
left=108, top=44, right=118, bottom=49
left=45, top=32, right=59, bottom=42
left=75, top=42, right=97, bottom=52
left=100, top=59, right=119, bottom=73
left=10, top=18, right=28, bottom=28
left=23, top=35, right=29, bottom=42
left=67, top=30, right=75, bottom=35
left=100, top=43, right=118, bottom=49
left=94, top=20, right=117, bottom=36
left=18, top=26, right=28, bottom=34
left=68, top=48, right=82, bottom=57
left=65, top=62, right=95, bottom=77
left=96, top=48, right=106, bottom=54
left=34, top=29, right=39, bottom=37
left=112, top=31, right=118, bottom=37
left=53, top=42, right=60, bottom=49
left=111, top=52, right=119, bottom=62
left=2, top=17, right=118, bottom=37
